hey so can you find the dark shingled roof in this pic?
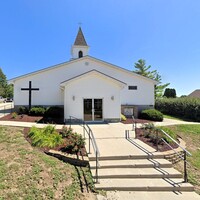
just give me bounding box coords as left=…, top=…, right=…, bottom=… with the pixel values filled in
left=188, top=89, right=200, bottom=98
left=74, top=27, right=88, bottom=46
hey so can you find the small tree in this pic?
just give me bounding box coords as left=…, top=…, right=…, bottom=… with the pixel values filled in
left=0, top=68, right=13, bottom=98
left=163, top=88, right=176, bottom=98
left=133, top=59, right=170, bottom=99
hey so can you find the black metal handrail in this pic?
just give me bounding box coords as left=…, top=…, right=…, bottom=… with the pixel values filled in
left=156, top=128, right=192, bottom=183
left=67, top=116, right=100, bottom=183
left=133, top=118, right=192, bottom=183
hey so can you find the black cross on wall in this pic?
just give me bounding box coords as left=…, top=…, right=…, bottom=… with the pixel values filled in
left=21, top=81, right=39, bottom=110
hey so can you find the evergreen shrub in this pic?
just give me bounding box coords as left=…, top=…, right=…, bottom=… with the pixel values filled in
left=29, top=106, right=46, bottom=116
left=156, top=97, right=200, bottom=121
left=140, top=109, right=163, bottom=121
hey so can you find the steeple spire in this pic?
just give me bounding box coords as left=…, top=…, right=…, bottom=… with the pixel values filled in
left=74, top=27, right=88, bottom=46
left=71, top=27, right=89, bottom=59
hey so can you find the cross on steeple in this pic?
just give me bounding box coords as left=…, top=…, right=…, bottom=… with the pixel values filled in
left=21, top=81, right=39, bottom=110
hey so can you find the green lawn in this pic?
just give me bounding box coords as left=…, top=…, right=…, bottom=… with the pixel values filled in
left=0, top=126, right=95, bottom=200
left=163, top=114, right=185, bottom=121
left=164, top=124, right=200, bottom=194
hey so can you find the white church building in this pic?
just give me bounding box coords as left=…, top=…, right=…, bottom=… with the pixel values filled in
left=10, top=27, right=157, bottom=122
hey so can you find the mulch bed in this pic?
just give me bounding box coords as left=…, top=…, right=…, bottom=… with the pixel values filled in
left=23, top=127, right=87, bottom=156
left=0, top=113, right=43, bottom=122
left=122, top=118, right=150, bottom=124
left=135, top=128, right=179, bottom=152
left=0, top=113, right=64, bottom=124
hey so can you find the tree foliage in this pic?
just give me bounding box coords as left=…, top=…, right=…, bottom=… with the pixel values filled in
left=133, top=59, right=169, bottom=99
left=0, top=68, right=13, bottom=98
left=163, top=88, right=176, bottom=98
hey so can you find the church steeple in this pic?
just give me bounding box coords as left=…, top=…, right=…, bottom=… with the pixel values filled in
left=74, top=27, right=88, bottom=46
left=71, top=27, right=89, bottom=59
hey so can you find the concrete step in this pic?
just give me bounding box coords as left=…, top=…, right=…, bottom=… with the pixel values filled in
left=91, top=167, right=182, bottom=179
left=89, top=154, right=164, bottom=161
left=95, top=178, right=194, bottom=192
left=90, top=158, right=172, bottom=169
left=97, top=191, right=200, bottom=200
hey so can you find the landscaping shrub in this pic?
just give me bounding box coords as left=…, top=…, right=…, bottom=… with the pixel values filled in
left=29, top=106, right=46, bottom=116
left=28, top=125, right=63, bottom=148
left=18, top=106, right=28, bottom=114
left=121, top=114, right=127, bottom=121
left=44, top=106, right=64, bottom=118
left=11, top=112, right=17, bottom=119
left=155, top=97, right=200, bottom=121
left=60, top=126, right=73, bottom=138
left=140, top=109, right=163, bottom=121
left=142, top=123, right=177, bottom=144
left=64, top=132, right=85, bottom=153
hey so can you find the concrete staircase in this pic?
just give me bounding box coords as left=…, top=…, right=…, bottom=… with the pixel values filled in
left=89, top=154, right=195, bottom=192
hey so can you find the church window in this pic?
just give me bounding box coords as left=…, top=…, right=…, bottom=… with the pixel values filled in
left=78, top=51, right=83, bottom=58
left=128, top=86, right=137, bottom=90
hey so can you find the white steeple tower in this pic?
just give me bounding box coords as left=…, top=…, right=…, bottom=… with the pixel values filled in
left=71, top=27, right=89, bottom=59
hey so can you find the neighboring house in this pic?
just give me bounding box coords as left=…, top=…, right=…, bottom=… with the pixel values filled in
left=188, top=89, right=200, bottom=98
left=9, top=27, right=157, bottom=122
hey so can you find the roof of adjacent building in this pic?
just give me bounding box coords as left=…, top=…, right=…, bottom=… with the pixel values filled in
left=74, top=27, right=88, bottom=46
left=188, top=89, right=200, bottom=98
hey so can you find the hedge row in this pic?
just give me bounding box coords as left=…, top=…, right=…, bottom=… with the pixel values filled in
left=18, top=106, right=64, bottom=118
left=155, top=97, right=200, bottom=121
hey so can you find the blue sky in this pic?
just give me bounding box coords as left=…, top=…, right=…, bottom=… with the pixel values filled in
left=0, top=0, right=200, bottom=96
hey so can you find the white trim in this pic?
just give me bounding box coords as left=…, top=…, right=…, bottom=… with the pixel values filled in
left=60, top=69, right=126, bottom=88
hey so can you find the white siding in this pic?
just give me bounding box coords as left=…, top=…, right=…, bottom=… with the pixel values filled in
left=64, top=73, right=121, bottom=120
left=12, top=57, right=154, bottom=122
left=13, top=57, right=155, bottom=108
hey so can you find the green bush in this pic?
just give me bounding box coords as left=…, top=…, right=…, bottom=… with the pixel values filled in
left=29, top=106, right=46, bottom=116
left=155, top=97, right=200, bottom=121
left=141, top=123, right=177, bottom=144
left=12, top=112, right=17, bottom=119
left=18, top=106, right=28, bottom=114
left=65, top=132, right=85, bottom=153
left=28, top=125, right=63, bottom=148
left=60, top=126, right=73, bottom=138
left=45, top=106, right=64, bottom=118
left=140, top=109, right=163, bottom=121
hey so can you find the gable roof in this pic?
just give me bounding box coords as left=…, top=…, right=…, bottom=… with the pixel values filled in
left=9, top=55, right=158, bottom=85
left=188, top=89, right=200, bottom=98
left=74, top=27, right=88, bottom=46
left=60, top=69, right=126, bottom=88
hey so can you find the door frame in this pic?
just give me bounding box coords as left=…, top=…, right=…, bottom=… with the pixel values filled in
left=83, top=98, right=103, bottom=122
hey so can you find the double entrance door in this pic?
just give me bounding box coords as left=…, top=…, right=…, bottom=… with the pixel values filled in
left=84, top=99, right=103, bottom=121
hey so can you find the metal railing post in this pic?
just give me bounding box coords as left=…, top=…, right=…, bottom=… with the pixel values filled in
left=88, top=130, right=91, bottom=154
left=184, top=151, right=188, bottom=183
left=156, top=129, right=159, bottom=152
left=69, top=116, right=71, bottom=129
left=96, top=150, right=98, bottom=183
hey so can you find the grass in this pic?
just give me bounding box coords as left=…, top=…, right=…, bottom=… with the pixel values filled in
left=164, top=124, right=200, bottom=194
left=163, top=114, right=185, bottom=121
left=0, top=126, right=95, bottom=200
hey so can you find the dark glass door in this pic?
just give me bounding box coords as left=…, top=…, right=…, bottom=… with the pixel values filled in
left=83, top=98, right=103, bottom=121
left=84, top=99, right=92, bottom=121
left=94, top=99, right=103, bottom=121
